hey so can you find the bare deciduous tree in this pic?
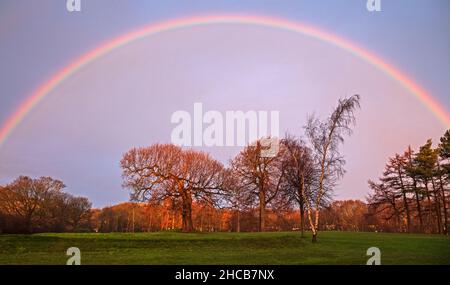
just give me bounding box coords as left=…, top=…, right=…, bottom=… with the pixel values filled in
left=305, top=95, right=360, bottom=242
left=0, top=176, right=91, bottom=233
left=230, top=139, right=285, bottom=232
left=65, top=196, right=92, bottom=231
left=0, top=176, right=65, bottom=233
left=120, top=144, right=225, bottom=232
left=221, top=169, right=253, bottom=232
left=280, top=135, right=315, bottom=237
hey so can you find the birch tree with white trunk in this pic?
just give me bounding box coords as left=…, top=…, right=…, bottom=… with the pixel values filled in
left=304, top=95, right=360, bottom=242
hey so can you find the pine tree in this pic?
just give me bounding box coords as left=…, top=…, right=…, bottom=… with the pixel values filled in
left=438, top=130, right=450, bottom=178
left=380, top=154, right=411, bottom=232
left=437, top=130, right=450, bottom=234
left=404, top=146, right=424, bottom=232
left=414, top=139, right=442, bottom=233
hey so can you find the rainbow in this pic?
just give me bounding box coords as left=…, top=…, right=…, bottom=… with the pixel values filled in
left=1, top=14, right=449, bottom=147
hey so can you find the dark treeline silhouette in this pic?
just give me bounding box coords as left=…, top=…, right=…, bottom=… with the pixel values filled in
left=368, top=130, right=450, bottom=234
left=0, top=176, right=91, bottom=233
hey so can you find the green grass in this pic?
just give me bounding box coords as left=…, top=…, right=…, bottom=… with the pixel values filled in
left=0, top=231, right=448, bottom=265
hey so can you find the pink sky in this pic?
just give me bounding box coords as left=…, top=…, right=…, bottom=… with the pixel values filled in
left=0, top=24, right=446, bottom=206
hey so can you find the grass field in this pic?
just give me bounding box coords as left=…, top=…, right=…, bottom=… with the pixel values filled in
left=0, top=231, right=449, bottom=265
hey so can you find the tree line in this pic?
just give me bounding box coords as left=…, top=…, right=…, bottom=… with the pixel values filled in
left=2, top=95, right=447, bottom=237
left=0, top=176, right=91, bottom=233
left=368, top=130, right=450, bottom=234
left=120, top=95, right=361, bottom=242
left=90, top=199, right=372, bottom=233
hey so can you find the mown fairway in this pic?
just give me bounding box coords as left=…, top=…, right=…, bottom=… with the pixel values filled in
left=0, top=231, right=448, bottom=265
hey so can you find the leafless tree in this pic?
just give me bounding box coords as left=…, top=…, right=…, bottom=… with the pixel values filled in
left=120, top=144, right=225, bottom=232
left=0, top=176, right=65, bottom=233
left=279, top=135, right=316, bottom=237
left=304, top=95, right=360, bottom=242
left=230, top=139, right=285, bottom=231
left=65, top=196, right=92, bottom=231
left=221, top=168, right=254, bottom=232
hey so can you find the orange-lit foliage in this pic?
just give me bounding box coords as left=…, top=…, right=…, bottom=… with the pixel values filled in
left=90, top=200, right=374, bottom=233
left=0, top=176, right=91, bottom=233
left=320, top=200, right=369, bottom=231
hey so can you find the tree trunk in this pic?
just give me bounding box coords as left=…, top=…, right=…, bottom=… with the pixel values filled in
left=259, top=190, right=266, bottom=232
left=437, top=163, right=448, bottom=234
left=430, top=179, right=442, bottom=234
left=25, top=212, right=33, bottom=234
left=200, top=211, right=204, bottom=232
left=407, top=148, right=423, bottom=232
left=314, top=208, right=320, bottom=234
left=181, top=188, right=194, bottom=232
left=147, top=212, right=152, bottom=232
left=414, top=187, right=423, bottom=232
left=401, top=192, right=411, bottom=232
left=391, top=198, right=400, bottom=232
left=298, top=182, right=305, bottom=238
left=236, top=210, right=240, bottom=233
left=299, top=206, right=305, bottom=238
left=398, top=169, right=411, bottom=233
left=310, top=148, right=328, bottom=243
left=424, top=182, right=433, bottom=233
left=305, top=207, right=317, bottom=242
left=440, top=187, right=448, bottom=235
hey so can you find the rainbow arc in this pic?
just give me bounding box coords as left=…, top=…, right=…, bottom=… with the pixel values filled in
left=1, top=14, right=449, bottom=147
